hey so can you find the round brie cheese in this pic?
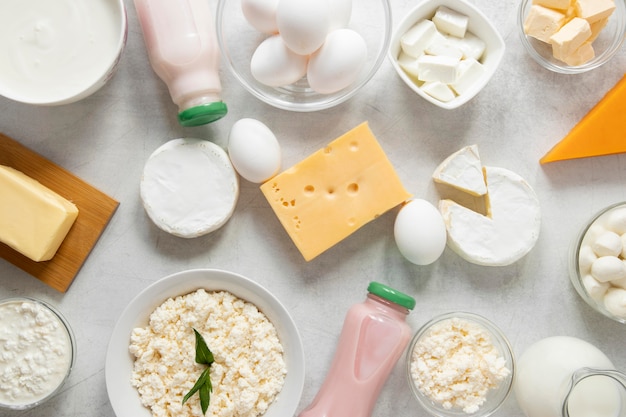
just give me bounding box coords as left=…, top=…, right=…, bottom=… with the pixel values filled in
left=439, top=166, right=541, bottom=266
left=140, top=138, right=239, bottom=238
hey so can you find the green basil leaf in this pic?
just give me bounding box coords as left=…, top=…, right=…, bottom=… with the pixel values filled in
left=193, top=328, right=215, bottom=365
left=182, top=367, right=210, bottom=405
left=199, top=379, right=211, bottom=415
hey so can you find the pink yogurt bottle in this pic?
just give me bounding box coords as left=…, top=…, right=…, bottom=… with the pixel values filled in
left=299, top=282, right=415, bottom=417
left=134, top=0, right=227, bottom=126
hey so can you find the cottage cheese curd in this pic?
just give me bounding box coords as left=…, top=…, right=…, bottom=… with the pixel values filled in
left=129, top=289, right=286, bottom=417
left=0, top=298, right=74, bottom=409
left=409, top=316, right=510, bottom=414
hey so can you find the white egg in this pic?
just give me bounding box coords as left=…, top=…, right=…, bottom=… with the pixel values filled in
left=228, top=118, right=281, bottom=183
left=241, top=0, right=280, bottom=34
left=251, top=35, right=308, bottom=87
left=276, top=0, right=330, bottom=55
left=329, top=0, right=352, bottom=30
left=307, top=29, right=367, bottom=94
left=394, top=199, right=447, bottom=266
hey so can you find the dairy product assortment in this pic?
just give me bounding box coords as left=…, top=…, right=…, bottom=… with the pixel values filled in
left=2, top=1, right=626, bottom=417
left=523, top=0, right=616, bottom=65
left=395, top=6, right=487, bottom=103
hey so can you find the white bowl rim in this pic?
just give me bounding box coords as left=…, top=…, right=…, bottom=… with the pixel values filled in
left=104, top=268, right=305, bottom=417
left=388, top=0, right=506, bottom=109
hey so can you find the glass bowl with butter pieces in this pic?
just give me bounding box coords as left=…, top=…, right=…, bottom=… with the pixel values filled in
left=518, top=0, right=626, bottom=74
left=406, top=312, right=515, bottom=417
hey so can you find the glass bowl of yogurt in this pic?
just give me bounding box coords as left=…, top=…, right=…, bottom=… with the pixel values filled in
left=0, top=0, right=127, bottom=105
left=216, top=0, right=391, bottom=112
left=569, top=202, right=626, bottom=324
left=0, top=297, right=76, bottom=410
left=406, top=312, right=515, bottom=417
left=517, top=0, right=626, bottom=74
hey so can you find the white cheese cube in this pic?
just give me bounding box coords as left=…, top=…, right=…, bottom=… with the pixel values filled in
left=397, top=51, right=421, bottom=78
left=524, top=5, right=567, bottom=43
left=421, top=81, right=456, bottom=102
left=532, top=0, right=572, bottom=10
left=400, top=19, right=438, bottom=58
left=444, top=32, right=486, bottom=61
left=450, top=58, right=486, bottom=96
left=432, top=6, right=469, bottom=38
left=549, top=17, right=592, bottom=61
left=424, top=42, right=464, bottom=60
left=575, top=0, right=616, bottom=23
left=417, top=54, right=460, bottom=83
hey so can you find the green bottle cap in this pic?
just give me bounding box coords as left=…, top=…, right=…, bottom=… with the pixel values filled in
left=367, top=281, right=416, bottom=310
left=178, top=102, right=228, bottom=127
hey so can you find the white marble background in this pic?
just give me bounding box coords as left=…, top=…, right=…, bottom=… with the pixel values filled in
left=1, top=0, right=625, bottom=416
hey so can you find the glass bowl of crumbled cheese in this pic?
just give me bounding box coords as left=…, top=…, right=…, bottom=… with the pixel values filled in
left=105, top=268, right=305, bottom=417
left=0, top=297, right=76, bottom=411
left=406, top=312, right=515, bottom=417
left=517, top=0, right=626, bottom=74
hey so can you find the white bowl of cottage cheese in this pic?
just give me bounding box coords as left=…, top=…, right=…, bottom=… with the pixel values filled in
left=104, top=269, right=305, bottom=417
left=0, top=297, right=76, bottom=410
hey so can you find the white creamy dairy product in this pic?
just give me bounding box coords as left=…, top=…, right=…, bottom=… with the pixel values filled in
left=439, top=166, right=541, bottom=266
left=129, top=289, right=286, bottom=417
left=410, top=317, right=510, bottom=414
left=432, top=6, right=469, bottom=38
left=432, top=144, right=487, bottom=196
left=0, top=0, right=126, bottom=104
left=416, top=54, right=460, bottom=84
left=0, top=299, right=73, bottom=408
left=140, top=138, right=239, bottom=238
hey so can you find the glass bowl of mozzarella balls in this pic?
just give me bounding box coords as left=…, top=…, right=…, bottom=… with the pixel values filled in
left=570, top=202, right=626, bottom=324
left=215, top=0, right=391, bottom=111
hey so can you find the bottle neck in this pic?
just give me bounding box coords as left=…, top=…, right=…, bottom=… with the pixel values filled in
left=366, top=293, right=410, bottom=318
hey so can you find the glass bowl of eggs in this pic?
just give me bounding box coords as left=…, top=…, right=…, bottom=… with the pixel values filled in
left=215, top=0, right=391, bottom=112
left=569, top=202, right=626, bottom=324
left=517, top=0, right=626, bottom=74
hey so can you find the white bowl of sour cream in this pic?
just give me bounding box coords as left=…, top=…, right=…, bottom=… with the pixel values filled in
left=0, top=297, right=76, bottom=410
left=0, top=0, right=127, bottom=105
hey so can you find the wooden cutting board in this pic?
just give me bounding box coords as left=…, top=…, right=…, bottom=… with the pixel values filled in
left=0, top=133, right=119, bottom=292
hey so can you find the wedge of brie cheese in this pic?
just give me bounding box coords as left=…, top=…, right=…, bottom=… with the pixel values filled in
left=432, top=144, right=487, bottom=196
left=140, top=138, right=239, bottom=238
left=439, top=166, right=541, bottom=266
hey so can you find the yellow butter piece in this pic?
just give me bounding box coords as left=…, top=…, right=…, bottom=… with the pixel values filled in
left=260, top=122, right=411, bottom=261
left=524, top=5, right=567, bottom=43
left=532, top=0, right=572, bottom=10
left=562, top=41, right=594, bottom=66
left=0, top=165, right=79, bottom=261
left=574, top=0, right=616, bottom=23
left=549, top=17, right=591, bottom=61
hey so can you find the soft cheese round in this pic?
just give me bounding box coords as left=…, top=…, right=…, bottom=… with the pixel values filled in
left=140, top=138, right=239, bottom=238
left=439, top=166, right=541, bottom=266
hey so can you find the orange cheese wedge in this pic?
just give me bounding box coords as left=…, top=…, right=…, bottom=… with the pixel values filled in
left=540, top=73, right=626, bottom=164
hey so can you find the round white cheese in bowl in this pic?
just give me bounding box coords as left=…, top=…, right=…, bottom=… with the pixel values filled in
left=140, top=138, right=239, bottom=238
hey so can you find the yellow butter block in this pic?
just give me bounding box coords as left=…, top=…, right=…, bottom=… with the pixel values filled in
left=260, top=122, right=411, bottom=261
left=0, top=165, right=79, bottom=261
left=541, top=74, right=626, bottom=163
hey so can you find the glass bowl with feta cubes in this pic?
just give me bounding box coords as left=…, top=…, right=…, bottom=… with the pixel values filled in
left=388, top=0, right=505, bottom=109
left=0, top=297, right=76, bottom=411
left=569, top=202, right=626, bottom=324
left=518, top=0, right=626, bottom=73
left=406, top=312, right=515, bottom=417
left=215, top=0, right=391, bottom=112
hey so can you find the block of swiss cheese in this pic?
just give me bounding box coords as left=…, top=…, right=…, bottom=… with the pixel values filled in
left=541, top=73, right=626, bottom=163
left=260, top=122, right=411, bottom=261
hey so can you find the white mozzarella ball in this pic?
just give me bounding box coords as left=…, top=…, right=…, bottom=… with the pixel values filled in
left=307, top=29, right=367, bottom=94
left=607, top=207, right=626, bottom=234
left=242, top=0, right=279, bottom=34
left=582, top=274, right=610, bottom=302
left=251, top=35, right=308, bottom=87
left=276, top=0, right=330, bottom=55
left=578, top=244, right=597, bottom=274
left=591, top=230, right=623, bottom=257
left=228, top=118, right=281, bottom=183
left=329, top=0, right=352, bottom=30
left=603, top=287, right=626, bottom=319
left=394, top=199, right=447, bottom=266
left=591, top=256, right=626, bottom=283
